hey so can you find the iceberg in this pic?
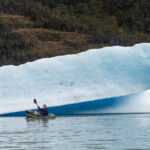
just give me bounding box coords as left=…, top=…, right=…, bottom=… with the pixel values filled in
left=0, top=43, right=150, bottom=115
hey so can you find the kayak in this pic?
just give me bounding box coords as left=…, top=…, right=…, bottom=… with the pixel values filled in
left=26, top=110, right=56, bottom=119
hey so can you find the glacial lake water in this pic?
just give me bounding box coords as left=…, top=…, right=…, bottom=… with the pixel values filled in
left=0, top=114, right=150, bottom=150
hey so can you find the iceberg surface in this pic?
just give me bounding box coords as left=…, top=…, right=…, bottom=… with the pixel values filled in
left=0, top=43, right=150, bottom=114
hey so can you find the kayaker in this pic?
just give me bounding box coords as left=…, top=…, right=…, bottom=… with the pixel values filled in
left=38, top=104, right=49, bottom=116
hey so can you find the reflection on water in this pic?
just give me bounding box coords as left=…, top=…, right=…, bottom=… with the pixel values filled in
left=26, top=118, right=49, bottom=127
left=0, top=114, right=150, bottom=149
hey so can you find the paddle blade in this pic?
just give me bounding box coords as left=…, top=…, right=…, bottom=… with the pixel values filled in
left=33, top=99, right=37, bottom=104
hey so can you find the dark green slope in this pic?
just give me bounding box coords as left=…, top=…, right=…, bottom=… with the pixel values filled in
left=0, top=0, right=149, bottom=66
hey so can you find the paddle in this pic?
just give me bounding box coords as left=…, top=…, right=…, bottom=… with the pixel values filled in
left=33, top=99, right=39, bottom=107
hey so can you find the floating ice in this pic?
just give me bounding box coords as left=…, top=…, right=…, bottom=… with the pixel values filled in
left=0, top=43, right=150, bottom=114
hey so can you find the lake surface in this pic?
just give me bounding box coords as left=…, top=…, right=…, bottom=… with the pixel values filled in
left=0, top=114, right=150, bottom=150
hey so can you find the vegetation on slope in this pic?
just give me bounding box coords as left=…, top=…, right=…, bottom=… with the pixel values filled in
left=0, top=0, right=149, bottom=66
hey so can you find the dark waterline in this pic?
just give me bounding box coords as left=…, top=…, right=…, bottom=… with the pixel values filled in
left=0, top=93, right=141, bottom=117
left=1, top=114, right=150, bottom=150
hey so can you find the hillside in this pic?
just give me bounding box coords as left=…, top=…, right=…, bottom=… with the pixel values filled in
left=0, top=0, right=149, bottom=66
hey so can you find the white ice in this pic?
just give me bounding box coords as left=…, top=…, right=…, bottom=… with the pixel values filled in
left=0, top=43, right=150, bottom=113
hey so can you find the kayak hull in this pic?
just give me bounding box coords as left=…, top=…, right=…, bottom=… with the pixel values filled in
left=26, top=110, right=56, bottom=119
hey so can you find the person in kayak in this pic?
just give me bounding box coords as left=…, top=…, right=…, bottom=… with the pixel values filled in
left=38, top=104, right=49, bottom=116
